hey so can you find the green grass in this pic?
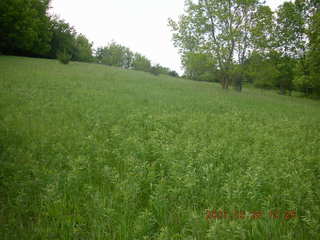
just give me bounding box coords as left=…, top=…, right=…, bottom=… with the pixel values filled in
left=0, top=56, right=319, bottom=239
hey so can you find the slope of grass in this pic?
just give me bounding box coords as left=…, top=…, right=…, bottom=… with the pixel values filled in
left=0, top=56, right=319, bottom=239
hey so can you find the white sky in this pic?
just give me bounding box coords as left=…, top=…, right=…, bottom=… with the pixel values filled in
left=49, top=0, right=286, bottom=75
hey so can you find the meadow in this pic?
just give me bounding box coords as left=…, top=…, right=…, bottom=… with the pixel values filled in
left=0, top=56, right=320, bottom=239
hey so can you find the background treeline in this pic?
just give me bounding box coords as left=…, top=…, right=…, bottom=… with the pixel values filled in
left=0, top=0, right=93, bottom=62
left=95, top=42, right=179, bottom=77
left=0, top=0, right=178, bottom=77
left=169, top=0, right=320, bottom=98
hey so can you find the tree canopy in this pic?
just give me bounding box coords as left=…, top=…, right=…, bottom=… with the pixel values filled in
left=169, top=0, right=320, bottom=97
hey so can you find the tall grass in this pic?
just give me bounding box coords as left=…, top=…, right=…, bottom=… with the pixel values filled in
left=0, top=56, right=319, bottom=239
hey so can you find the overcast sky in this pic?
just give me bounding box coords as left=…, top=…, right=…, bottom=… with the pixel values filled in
left=50, top=0, right=287, bottom=74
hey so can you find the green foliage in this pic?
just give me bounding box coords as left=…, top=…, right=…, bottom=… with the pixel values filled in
left=150, top=65, right=161, bottom=76
left=0, top=0, right=52, bottom=56
left=182, top=52, right=217, bottom=82
left=169, top=0, right=320, bottom=96
left=168, top=70, right=179, bottom=78
left=95, top=43, right=178, bottom=78
left=132, top=53, right=151, bottom=72
left=57, top=50, right=71, bottom=64
left=49, top=17, right=77, bottom=59
left=0, top=0, right=94, bottom=63
left=275, top=1, right=306, bottom=57
left=307, top=11, right=320, bottom=96
left=0, top=1, right=177, bottom=79
left=293, top=74, right=312, bottom=95
left=251, top=5, right=275, bottom=52
left=73, top=34, right=94, bottom=62
left=98, top=42, right=133, bottom=68
left=155, top=64, right=171, bottom=75
left=169, top=0, right=262, bottom=89
left=1, top=56, right=320, bottom=239
left=244, top=52, right=279, bottom=89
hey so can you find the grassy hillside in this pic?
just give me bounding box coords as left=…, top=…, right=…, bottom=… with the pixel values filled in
left=0, top=56, right=319, bottom=239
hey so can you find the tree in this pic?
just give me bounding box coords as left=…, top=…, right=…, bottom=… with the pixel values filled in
left=307, top=10, right=320, bottom=96
left=250, top=5, right=275, bottom=53
left=275, top=1, right=307, bottom=58
left=95, top=47, right=105, bottom=63
left=278, top=0, right=320, bottom=97
left=49, top=16, right=77, bottom=59
left=182, top=52, right=217, bottom=82
left=169, top=70, right=179, bottom=78
left=169, top=0, right=262, bottom=90
left=98, top=42, right=133, bottom=68
left=73, top=34, right=93, bottom=62
left=0, top=0, right=52, bottom=56
left=132, top=53, right=152, bottom=72
left=270, top=52, right=296, bottom=95
left=150, top=64, right=170, bottom=76
left=244, top=52, right=279, bottom=89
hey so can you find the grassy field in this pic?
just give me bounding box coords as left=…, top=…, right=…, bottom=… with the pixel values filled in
left=0, top=56, right=320, bottom=239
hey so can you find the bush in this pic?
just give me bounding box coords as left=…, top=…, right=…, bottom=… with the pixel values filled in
left=169, top=70, right=179, bottom=78
left=57, top=51, right=72, bottom=64
left=150, top=66, right=160, bottom=76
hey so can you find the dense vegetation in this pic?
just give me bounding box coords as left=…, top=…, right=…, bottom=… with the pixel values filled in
left=1, top=56, right=320, bottom=239
left=169, top=0, right=320, bottom=97
left=1, top=0, right=320, bottom=238
left=0, top=0, right=178, bottom=76
left=95, top=42, right=179, bottom=77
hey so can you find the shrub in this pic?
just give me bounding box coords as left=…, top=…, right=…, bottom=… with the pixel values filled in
left=57, top=51, right=72, bottom=64
left=150, top=66, right=160, bottom=76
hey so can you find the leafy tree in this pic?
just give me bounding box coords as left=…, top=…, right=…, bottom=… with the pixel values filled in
left=169, top=0, right=263, bottom=90
left=95, top=47, right=105, bottom=63
left=57, top=50, right=72, bottom=64
left=73, top=34, right=93, bottom=62
left=49, top=16, right=77, bottom=59
left=99, top=42, right=133, bottom=68
left=250, top=5, right=275, bottom=53
left=169, top=70, right=179, bottom=78
left=244, top=52, right=279, bottom=89
left=150, top=64, right=170, bottom=76
left=272, top=53, right=296, bottom=95
left=182, top=52, right=217, bottom=82
left=0, top=0, right=94, bottom=63
left=132, top=53, right=151, bottom=72
left=283, top=0, right=320, bottom=97
left=307, top=11, right=320, bottom=96
left=0, top=0, right=52, bottom=56
left=150, top=66, right=161, bottom=76
left=275, top=1, right=307, bottom=58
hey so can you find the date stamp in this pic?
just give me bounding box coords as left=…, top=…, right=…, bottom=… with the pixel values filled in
left=205, top=209, right=297, bottom=221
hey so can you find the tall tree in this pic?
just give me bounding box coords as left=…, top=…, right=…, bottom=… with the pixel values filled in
left=0, top=0, right=52, bottom=56
left=132, top=53, right=152, bottom=72
left=73, top=34, right=93, bottom=62
left=250, top=5, right=275, bottom=53
left=275, top=1, right=307, bottom=58
left=182, top=52, right=217, bottom=82
left=49, top=17, right=77, bottom=59
left=307, top=9, right=320, bottom=96
left=169, top=0, right=263, bottom=89
left=99, top=42, right=133, bottom=69
left=277, top=0, right=320, bottom=97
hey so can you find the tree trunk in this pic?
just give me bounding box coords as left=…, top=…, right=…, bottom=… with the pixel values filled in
left=223, top=76, right=229, bottom=89
left=235, top=80, right=242, bottom=92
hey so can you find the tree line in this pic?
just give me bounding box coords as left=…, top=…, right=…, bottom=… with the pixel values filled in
left=0, top=0, right=178, bottom=77
left=0, top=0, right=93, bottom=62
left=95, top=42, right=179, bottom=77
left=169, top=0, right=320, bottom=97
